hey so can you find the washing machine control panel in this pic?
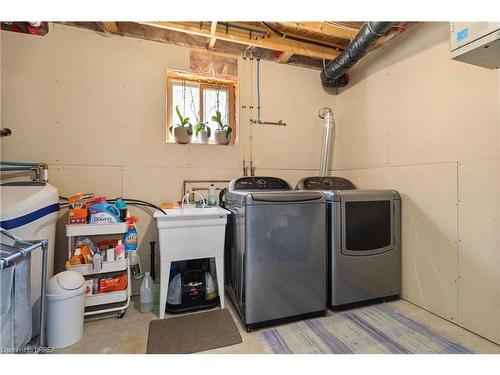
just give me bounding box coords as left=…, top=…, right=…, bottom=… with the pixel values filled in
left=232, top=177, right=291, bottom=190
left=300, top=176, right=356, bottom=190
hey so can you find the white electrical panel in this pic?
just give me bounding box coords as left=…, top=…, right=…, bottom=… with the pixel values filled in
left=450, top=22, right=500, bottom=69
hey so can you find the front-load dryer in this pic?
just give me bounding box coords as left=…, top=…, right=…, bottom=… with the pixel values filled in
left=224, top=176, right=327, bottom=331
left=296, top=176, right=401, bottom=308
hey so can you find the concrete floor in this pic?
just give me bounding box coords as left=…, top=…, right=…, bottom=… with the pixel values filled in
left=57, top=296, right=500, bottom=354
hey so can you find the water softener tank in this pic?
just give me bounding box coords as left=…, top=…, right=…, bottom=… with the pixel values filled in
left=0, top=181, right=59, bottom=338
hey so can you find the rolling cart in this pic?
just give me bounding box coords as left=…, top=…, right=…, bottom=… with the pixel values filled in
left=66, top=223, right=130, bottom=318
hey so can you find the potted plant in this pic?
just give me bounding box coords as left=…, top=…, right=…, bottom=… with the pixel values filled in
left=169, top=105, right=193, bottom=144
left=211, top=110, right=232, bottom=145
left=194, top=122, right=211, bottom=144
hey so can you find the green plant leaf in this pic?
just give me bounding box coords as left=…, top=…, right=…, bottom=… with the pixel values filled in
left=187, top=123, right=193, bottom=136
left=206, top=126, right=211, bottom=138
left=175, top=105, right=184, bottom=124
left=211, top=110, right=225, bottom=129
left=225, top=126, right=232, bottom=139
left=169, top=125, right=174, bottom=135
left=194, top=123, right=202, bottom=137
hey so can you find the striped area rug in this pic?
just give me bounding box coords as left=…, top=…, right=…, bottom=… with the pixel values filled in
left=261, top=303, right=472, bottom=354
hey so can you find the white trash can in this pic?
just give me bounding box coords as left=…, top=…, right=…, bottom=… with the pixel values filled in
left=46, top=271, right=85, bottom=349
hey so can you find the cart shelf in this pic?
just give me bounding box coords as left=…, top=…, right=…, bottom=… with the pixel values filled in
left=84, top=286, right=129, bottom=308
left=66, top=222, right=127, bottom=237
left=66, top=258, right=127, bottom=276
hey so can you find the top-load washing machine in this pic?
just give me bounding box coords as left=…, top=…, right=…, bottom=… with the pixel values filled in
left=224, top=176, right=327, bottom=331
left=296, top=176, right=401, bottom=308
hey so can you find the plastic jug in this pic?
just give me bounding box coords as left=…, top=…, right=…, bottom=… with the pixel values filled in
left=140, top=272, right=153, bottom=312
left=207, top=184, right=217, bottom=207
left=88, top=197, right=120, bottom=224
left=129, top=251, right=143, bottom=280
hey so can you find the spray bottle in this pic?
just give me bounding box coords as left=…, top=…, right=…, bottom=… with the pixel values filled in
left=124, top=216, right=139, bottom=252
left=124, top=216, right=142, bottom=279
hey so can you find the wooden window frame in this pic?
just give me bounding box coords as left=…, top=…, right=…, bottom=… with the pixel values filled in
left=165, top=71, right=237, bottom=145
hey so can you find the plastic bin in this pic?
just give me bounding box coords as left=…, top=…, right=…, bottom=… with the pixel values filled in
left=46, top=271, right=85, bottom=349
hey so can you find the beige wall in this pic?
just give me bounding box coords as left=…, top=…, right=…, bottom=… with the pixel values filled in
left=0, top=23, right=333, bottom=291
left=332, top=22, right=500, bottom=344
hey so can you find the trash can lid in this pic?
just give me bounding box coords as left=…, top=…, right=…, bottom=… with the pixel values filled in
left=47, top=271, right=85, bottom=298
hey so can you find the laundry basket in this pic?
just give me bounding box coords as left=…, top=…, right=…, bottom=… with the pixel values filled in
left=46, top=271, right=85, bottom=349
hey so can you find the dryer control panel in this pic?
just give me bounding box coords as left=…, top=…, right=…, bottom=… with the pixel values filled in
left=231, top=177, right=291, bottom=190
left=297, top=176, right=356, bottom=190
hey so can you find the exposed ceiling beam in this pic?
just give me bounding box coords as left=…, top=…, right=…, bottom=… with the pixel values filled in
left=208, top=21, right=218, bottom=49
left=102, top=22, right=118, bottom=34
left=231, top=21, right=348, bottom=50
left=277, top=52, right=293, bottom=63
left=282, top=22, right=358, bottom=40
left=142, top=22, right=340, bottom=60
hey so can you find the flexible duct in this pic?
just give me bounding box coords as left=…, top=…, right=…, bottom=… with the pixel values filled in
left=319, top=107, right=335, bottom=176
left=321, top=22, right=394, bottom=89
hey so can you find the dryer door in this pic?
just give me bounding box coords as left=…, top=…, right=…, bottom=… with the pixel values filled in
left=340, top=191, right=395, bottom=256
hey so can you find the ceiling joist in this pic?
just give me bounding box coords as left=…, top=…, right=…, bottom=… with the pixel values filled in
left=281, top=22, right=359, bottom=41
left=102, top=22, right=118, bottom=34
left=233, top=21, right=348, bottom=50
left=277, top=52, right=294, bottom=63
left=208, top=21, right=218, bottom=50
left=142, top=22, right=340, bottom=60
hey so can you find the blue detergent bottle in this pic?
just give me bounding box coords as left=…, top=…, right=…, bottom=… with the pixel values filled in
left=89, top=197, right=121, bottom=224
left=115, top=198, right=127, bottom=222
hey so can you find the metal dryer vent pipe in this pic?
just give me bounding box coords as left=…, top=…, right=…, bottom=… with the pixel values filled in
left=319, top=107, right=335, bottom=176
left=321, top=22, right=394, bottom=89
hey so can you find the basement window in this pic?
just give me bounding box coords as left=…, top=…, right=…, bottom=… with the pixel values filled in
left=166, top=71, right=237, bottom=145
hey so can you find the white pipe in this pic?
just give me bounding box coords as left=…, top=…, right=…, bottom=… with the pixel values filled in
left=318, top=107, right=335, bottom=176
left=181, top=191, right=206, bottom=208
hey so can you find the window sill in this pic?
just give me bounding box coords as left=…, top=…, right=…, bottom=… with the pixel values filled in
left=165, top=140, right=237, bottom=146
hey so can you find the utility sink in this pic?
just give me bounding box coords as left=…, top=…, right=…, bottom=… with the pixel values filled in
left=153, top=206, right=229, bottom=219
left=153, top=206, right=229, bottom=319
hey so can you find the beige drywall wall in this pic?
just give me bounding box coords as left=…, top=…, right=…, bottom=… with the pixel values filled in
left=332, top=22, right=500, bottom=343
left=0, top=23, right=333, bottom=292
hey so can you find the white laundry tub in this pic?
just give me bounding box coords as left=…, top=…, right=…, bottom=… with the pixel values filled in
left=0, top=181, right=59, bottom=337
left=153, top=207, right=229, bottom=319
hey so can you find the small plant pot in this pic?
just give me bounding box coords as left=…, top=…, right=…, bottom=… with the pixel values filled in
left=214, top=129, right=230, bottom=145
left=197, top=130, right=209, bottom=144
left=174, top=127, right=192, bottom=144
